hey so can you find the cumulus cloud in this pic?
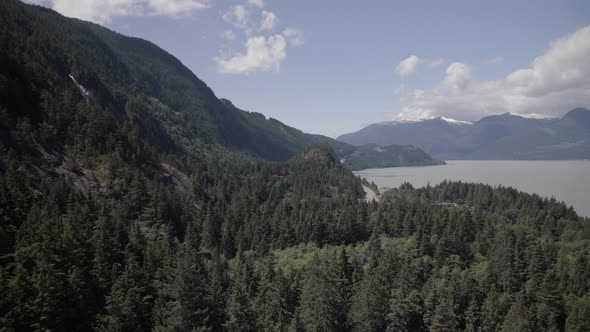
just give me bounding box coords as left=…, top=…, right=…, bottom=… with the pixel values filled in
left=247, top=0, right=264, bottom=8
left=224, top=5, right=278, bottom=35
left=223, top=5, right=250, bottom=31
left=260, top=10, right=277, bottom=31
left=216, top=27, right=304, bottom=75
left=215, top=34, right=287, bottom=74
left=29, top=0, right=210, bottom=24
left=395, top=25, right=590, bottom=121
left=217, top=1, right=304, bottom=75
left=145, top=0, right=209, bottom=16
left=442, top=62, right=472, bottom=89
left=282, top=28, right=304, bottom=46
left=395, top=55, right=444, bottom=76
left=395, top=55, right=424, bottom=76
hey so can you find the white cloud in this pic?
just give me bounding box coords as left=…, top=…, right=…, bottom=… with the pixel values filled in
left=442, top=62, right=472, bottom=89
left=247, top=0, right=264, bottom=8
left=395, top=25, right=590, bottom=121
left=260, top=10, right=277, bottom=31
left=23, top=0, right=51, bottom=4
left=146, top=0, right=209, bottom=16
left=33, top=0, right=209, bottom=24
left=215, top=34, right=287, bottom=74
left=223, top=6, right=278, bottom=34
left=217, top=2, right=303, bottom=74
left=282, top=28, right=304, bottom=46
left=483, top=56, right=504, bottom=64
left=395, top=55, right=443, bottom=76
left=395, top=55, right=424, bottom=77
left=430, top=58, right=444, bottom=67
left=223, top=5, right=250, bottom=31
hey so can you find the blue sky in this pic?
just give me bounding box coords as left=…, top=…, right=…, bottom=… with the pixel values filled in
left=26, top=0, right=590, bottom=137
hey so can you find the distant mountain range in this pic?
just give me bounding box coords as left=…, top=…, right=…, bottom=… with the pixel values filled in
left=338, top=108, right=590, bottom=160
left=220, top=99, right=441, bottom=170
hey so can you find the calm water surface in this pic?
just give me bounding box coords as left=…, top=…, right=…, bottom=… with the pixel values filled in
left=355, top=160, right=590, bottom=217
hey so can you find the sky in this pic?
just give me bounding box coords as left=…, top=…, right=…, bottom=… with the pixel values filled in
left=24, top=0, right=590, bottom=137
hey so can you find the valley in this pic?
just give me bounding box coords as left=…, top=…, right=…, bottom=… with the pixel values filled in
left=0, top=1, right=589, bottom=331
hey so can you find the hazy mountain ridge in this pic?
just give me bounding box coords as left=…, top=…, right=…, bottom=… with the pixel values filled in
left=221, top=99, right=440, bottom=169
left=342, top=143, right=444, bottom=170
left=339, top=109, right=590, bottom=159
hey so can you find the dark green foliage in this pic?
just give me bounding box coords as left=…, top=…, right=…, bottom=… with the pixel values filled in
left=2, top=143, right=589, bottom=332
left=1, top=1, right=589, bottom=332
left=343, top=143, right=444, bottom=171
left=295, top=252, right=350, bottom=331
left=222, top=100, right=439, bottom=169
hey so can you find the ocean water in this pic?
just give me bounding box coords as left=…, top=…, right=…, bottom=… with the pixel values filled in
left=355, top=160, right=590, bottom=217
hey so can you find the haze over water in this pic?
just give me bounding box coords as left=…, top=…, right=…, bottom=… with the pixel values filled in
left=355, top=160, right=590, bottom=217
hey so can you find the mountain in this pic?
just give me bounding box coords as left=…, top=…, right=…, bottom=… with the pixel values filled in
left=341, top=143, right=444, bottom=170
left=220, top=99, right=439, bottom=169
left=1, top=2, right=589, bottom=332
left=0, top=0, right=435, bottom=170
left=219, top=98, right=355, bottom=160
left=338, top=110, right=590, bottom=159
left=338, top=117, right=473, bottom=159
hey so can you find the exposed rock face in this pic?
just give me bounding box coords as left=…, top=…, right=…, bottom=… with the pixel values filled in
left=362, top=185, right=380, bottom=202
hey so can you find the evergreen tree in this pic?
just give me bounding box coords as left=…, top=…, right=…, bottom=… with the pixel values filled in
left=296, top=253, right=347, bottom=331
left=253, top=255, right=291, bottom=331
left=501, top=293, right=533, bottom=332
left=349, top=234, right=387, bottom=331
left=225, top=253, right=257, bottom=331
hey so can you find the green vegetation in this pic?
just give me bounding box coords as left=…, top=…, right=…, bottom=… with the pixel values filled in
left=220, top=99, right=438, bottom=169
left=1, top=1, right=589, bottom=331
left=0, top=0, right=434, bottom=170
left=343, top=144, right=444, bottom=170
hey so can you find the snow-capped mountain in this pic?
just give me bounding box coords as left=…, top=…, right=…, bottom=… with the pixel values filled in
left=338, top=109, right=590, bottom=159
left=379, top=116, right=473, bottom=126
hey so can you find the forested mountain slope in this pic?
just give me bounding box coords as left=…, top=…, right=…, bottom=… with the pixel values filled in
left=220, top=99, right=441, bottom=169
left=0, top=0, right=433, bottom=169
left=342, top=143, right=444, bottom=170
left=0, top=1, right=589, bottom=331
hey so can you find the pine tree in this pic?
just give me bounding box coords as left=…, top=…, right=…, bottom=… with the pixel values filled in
left=97, top=256, right=151, bottom=332
left=565, top=295, right=590, bottom=332
left=92, top=215, right=118, bottom=292
left=465, top=298, right=481, bottom=332
left=202, top=204, right=221, bottom=250
left=501, top=293, right=533, bottom=332
left=174, top=241, right=210, bottom=331
left=207, top=250, right=229, bottom=331
left=253, top=255, right=291, bottom=331
left=349, top=235, right=387, bottom=331
left=225, top=253, right=257, bottom=331
left=387, top=289, right=424, bottom=332
left=535, top=270, right=565, bottom=331
left=571, top=253, right=590, bottom=296
left=296, top=253, right=347, bottom=331
left=429, top=297, right=458, bottom=332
